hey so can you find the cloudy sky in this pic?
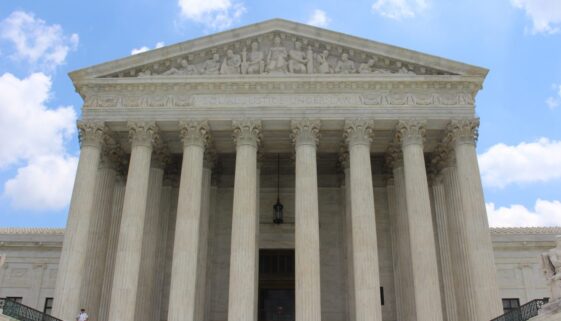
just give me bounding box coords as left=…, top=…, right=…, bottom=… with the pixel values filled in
left=0, top=0, right=560, bottom=227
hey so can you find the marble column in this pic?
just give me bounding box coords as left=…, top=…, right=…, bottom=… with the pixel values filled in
left=339, top=151, right=355, bottom=321
left=194, top=150, right=215, bottom=321
left=396, top=120, right=443, bottom=321
left=135, top=147, right=168, bottom=321
left=227, top=120, right=261, bottom=321
left=430, top=150, right=458, bottom=321
left=167, top=121, right=211, bottom=321
left=53, top=121, right=107, bottom=321
left=80, top=144, right=121, bottom=321
left=108, top=122, right=159, bottom=321
left=343, top=119, right=382, bottom=321
left=385, top=146, right=416, bottom=321
left=98, top=175, right=126, bottom=321
left=152, top=174, right=174, bottom=321
left=446, top=119, right=502, bottom=320
left=292, top=119, right=322, bottom=321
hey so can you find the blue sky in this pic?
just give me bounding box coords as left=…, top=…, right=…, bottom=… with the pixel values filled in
left=0, top=0, right=560, bottom=227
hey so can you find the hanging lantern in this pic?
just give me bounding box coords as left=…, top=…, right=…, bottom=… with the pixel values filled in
left=273, top=153, right=284, bottom=224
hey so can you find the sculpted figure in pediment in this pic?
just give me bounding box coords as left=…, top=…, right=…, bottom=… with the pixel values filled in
left=241, top=42, right=264, bottom=74
left=335, top=53, right=356, bottom=74
left=266, top=36, right=288, bottom=74
left=220, top=49, right=241, bottom=74
left=397, top=66, right=416, bottom=75
left=202, top=53, right=221, bottom=75
left=317, top=50, right=332, bottom=74
left=138, top=68, right=152, bottom=77
left=358, top=58, right=377, bottom=74
left=163, top=59, right=198, bottom=76
left=288, top=41, right=309, bottom=74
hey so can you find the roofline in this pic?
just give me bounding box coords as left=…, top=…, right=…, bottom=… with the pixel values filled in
left=69, top=18, right=488, bottom=82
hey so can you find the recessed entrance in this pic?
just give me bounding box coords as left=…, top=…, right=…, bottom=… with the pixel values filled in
left=258, top=249, right=295, bottom=321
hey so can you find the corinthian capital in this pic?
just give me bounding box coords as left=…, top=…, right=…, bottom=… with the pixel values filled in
left=77, top=120, right=108, bottom=148
left=179, top=120, right=211, bottom=148
left=385, top=143, right=403, bottom=170
left=343, top=119, right=374, bottom=147
left=232, top=120, right=262, bottom=148
left=290, top=119, right=321, bottom=148
left=128, top=121, right=160, bottom=148
left=430, top=144, right=456, bottom=173
left=446, top=118, right=479, bottom=146
left=395, top=120, right=426, bottom=147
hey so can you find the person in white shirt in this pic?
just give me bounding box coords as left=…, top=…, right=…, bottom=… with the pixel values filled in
left=76, top=308, right=89, bottom=321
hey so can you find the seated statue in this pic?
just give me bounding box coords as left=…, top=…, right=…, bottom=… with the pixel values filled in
left=241, top=42, right=264, bottom=74
left=266, top=36, right=288, bottom=74
left=163, top=59, right=198, bottom=75
left=335, top=53, right=356, bottom=74
left=220, top=49, right=241, bottom=74
left=201, top=53, right=221, bottom=75
left=288, top=41, right=308, bottom=74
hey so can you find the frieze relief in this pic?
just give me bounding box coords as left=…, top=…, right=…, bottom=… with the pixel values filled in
left=101, top=32, right=453, bottom=78
left=83, top=91, right=475, bottom=108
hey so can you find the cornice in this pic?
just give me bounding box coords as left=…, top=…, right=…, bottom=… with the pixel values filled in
left=0, top=228, right=65, bottom=235
left=490, top=227, right=561, bottom=235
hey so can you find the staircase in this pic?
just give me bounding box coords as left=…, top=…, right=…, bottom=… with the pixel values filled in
left=491, top=298, right=550, bottom=321
left=0, top=298, right=63, bottom=321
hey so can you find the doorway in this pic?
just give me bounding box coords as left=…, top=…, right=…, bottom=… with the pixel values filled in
left=258, top=249, right=295, bottom=321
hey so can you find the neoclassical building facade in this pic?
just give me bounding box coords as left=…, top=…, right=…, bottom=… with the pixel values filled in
left=19, top=19, right=514, bottom=321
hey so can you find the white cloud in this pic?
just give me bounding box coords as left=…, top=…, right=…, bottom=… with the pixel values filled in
left=511, top=0, right=561, bottom=34
left=372, top=0, right=428, bottom=20
left=178, top=0, right=246, bottom=30
left=131, top=41, right=165, bottom=55
left=4, top=155, right=78, bottom=210
left=307, top=9, right=331, bottom=28
left=0, top=72, right=77, bottom=210
left=487, top=200, right=561, bottom=227
left=546, top=84, right=561, bottom=110
left=478, top=138, right=561, bottom=188
left=0, top=11, right=79, bottom=70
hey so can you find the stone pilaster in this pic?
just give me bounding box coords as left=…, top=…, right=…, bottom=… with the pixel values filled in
left=194, top=150, right=216, bottom=321
left=80, top=142, right=122, bottom=321
left=291, top=119, right=322, bottom=321
left=135, top=146, right=169, bottom=321
left=108, top=122, right=159, bottom=321
left=53, top=121, right=107, bottom=321
left=395, top=120, right=443, bottom=321
left=168, top=121, right=211, bottom=321
left=339, top=149, right=355, bottom=321
left=343, top=119, right=382, bottom=321
left=227, top=120, right=262, bottom=321
left=445, top=119, right=502, bottom=320
left=431, top=147, right=459, bottom=321
left=98, top=174, right=126, bottom=321
left=385, top=145, right=416, bottom=321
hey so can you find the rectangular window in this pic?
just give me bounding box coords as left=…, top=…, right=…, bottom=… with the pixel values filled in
left=6, top=297, right=23, bottom=304
left=380, top=287, right=384, bottom=306
left=44, top=298, right=54, bottom=315
left=502, top=298, right=520, bottom=313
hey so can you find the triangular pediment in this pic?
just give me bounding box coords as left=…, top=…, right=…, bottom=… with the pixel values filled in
left=69, top=19, right=487, bottom=81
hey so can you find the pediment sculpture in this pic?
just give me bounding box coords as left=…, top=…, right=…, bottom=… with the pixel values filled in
left=104, top=32, right=450, bottom=78
left=539, top=236, right=561, bottom=316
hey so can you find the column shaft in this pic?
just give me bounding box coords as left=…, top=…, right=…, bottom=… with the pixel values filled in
left=168, top=121, right=210, bottom=321
left=344, top=120, right=382, bottom=321
left=80, top=162, right=117, bottom=321
left=108, top=122, right=158, bottom=321
left=98, top=177, right=126, bottom=321
left=431, top=177, right=458, bottom=321
left=135, top=163, right=165, bottom=321
left=194, top=160, right=213, bottom=321
left=227, top=120, right=261, bottom=321
left=293, top=120, right=322, bottom=321
left=385, top=180, right=402, bottom=321
left=398, top=121, right=443, bottom=321
left=447, top=119, right=503, bottom=320
left=342, top=163, right=355, bottom=321
left=53, top=121, right=105, bottom=321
